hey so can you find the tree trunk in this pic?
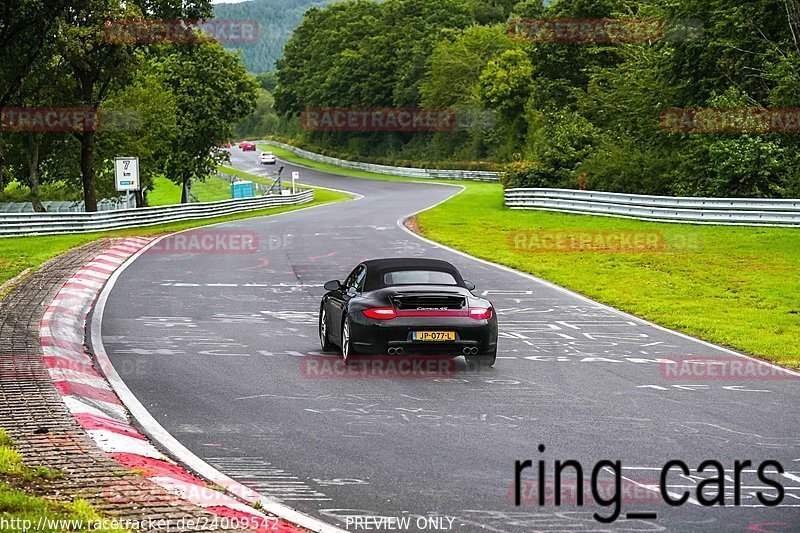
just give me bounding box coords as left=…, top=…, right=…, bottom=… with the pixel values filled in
left=0, top=164, right=5, bottom=192
left=25, top=136, right=45, bottom=212
left=75, top=71, right=98, bottom=212
left=0, top=140, right=8, bottom=191
left=80, top=131, right=98, bottom=212
left=180, top=176, right=189, bottom=204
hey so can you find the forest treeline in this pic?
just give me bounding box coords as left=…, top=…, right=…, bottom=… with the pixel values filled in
left=1, top=0, right=256, bottom=210
left=242, top=0, right=800, bottom=197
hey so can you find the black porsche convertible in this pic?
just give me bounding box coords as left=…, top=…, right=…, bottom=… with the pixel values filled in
left=319, top=258, right=498, bottom=366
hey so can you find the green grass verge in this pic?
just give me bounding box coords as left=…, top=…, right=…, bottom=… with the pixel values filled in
left=415, top=183, right=800, bottom=369
left=0, top=429, right=127, bottom=532
left=256, top=141, right=800, bottom=369
left=147, top=176, right=233, bottom=206
left=0, top=185, right=351, bottom=288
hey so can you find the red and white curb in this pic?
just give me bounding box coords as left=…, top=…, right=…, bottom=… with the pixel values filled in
left=39, top=237, right=310, bottom=532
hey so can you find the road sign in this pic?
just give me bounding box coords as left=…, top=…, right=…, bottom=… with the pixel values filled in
left=115, top=157, right=140, bottom=191
left=292, top=171, right=299, bottom=194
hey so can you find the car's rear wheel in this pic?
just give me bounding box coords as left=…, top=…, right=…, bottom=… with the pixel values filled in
left=466, top=350, right=496, bottom=369
left=341, top=316, right=353, bottom=362
left=319, top=307, right=334, bottom=352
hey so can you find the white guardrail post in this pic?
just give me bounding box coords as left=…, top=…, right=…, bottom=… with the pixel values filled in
left=0, top=189, right=314, bottom=237
left=504, top=188, right=800, bottom=227
left=258, top=140, right=501, bottom=182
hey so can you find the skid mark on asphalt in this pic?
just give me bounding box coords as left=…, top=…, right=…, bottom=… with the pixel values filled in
left=106, top=316, right=251, bottom=357
left=145, top=279, right=704, bottom=372
left=204, top=456, right=332, bottom=502
left=262, top=310, right=318, bottom=325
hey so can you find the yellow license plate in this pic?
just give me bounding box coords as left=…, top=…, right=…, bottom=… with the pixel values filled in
left=412, top=331, right=456, bottom=342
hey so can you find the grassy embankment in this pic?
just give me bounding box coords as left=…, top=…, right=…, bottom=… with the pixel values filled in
left=256, top=142, right=800, bottom=369
left=146, top=175, right=232, bottom=206
left=0, top=430, right=127, bottom=532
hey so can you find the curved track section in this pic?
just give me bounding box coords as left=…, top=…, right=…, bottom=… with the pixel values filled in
left=100, top=149, right=800, bottom=532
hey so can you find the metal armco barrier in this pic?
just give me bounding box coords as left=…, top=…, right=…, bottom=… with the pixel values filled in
left=259, top=140, right=501, bottom=182
left=0, top=189, right=314, bottom=237
left=505, top=188, right=800, bottom=227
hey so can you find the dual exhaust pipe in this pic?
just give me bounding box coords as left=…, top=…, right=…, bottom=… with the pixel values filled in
left=387, top=346, right=477, bottom=355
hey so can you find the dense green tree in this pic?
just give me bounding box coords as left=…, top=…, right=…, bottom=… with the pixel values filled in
left=421, top=25, right=513, bottom=109
left=0, top=0, right=85, bottom=107
left=0, top=0, right=89, bottom=191
left=58, top=0, right=214, bottom=211
left=95, top=66, right=179, bottom=205
left=275, top=0, right=475, bottom=113
left=263, top=0, right=800, bottom=197
left=155, top=41, right=258, bottom=203
left=477, top=49, right=533, bottom=154
left=255, top=71, right=279, bottom=92
left=236, top=88, right=280, bottom=139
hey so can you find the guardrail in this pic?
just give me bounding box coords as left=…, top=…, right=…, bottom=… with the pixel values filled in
left=259, top=140, right=501, bottom=182
left=505, top=188, right=800, bottom=227
left=0, top=189, right=314, bottom=237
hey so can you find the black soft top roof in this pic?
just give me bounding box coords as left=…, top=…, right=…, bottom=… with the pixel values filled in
left=363, top=258, right=464, bottom=290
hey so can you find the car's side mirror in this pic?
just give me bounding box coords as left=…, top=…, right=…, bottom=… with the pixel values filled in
left=324, top=280, right=341, bottom=291
left=464, top=280, right=476, bottom=291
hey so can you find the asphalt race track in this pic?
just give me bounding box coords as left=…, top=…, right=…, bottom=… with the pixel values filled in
left=100, top=149, right=800, bottom=532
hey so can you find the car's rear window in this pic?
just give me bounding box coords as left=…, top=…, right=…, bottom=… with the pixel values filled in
left=383, top=270, right=458, bottom=286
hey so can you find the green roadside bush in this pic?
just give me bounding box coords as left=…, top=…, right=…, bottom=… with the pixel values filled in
left=0, top=181, right=82, bottom=203
left=266, top=135, right=501, bottom=172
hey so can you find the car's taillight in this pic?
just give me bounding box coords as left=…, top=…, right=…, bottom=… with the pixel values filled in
left=469, top=308, right=492, bottom=320
left=363, top=308, right=397, bottom=320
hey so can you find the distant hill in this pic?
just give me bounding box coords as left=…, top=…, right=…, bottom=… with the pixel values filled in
left=213, top=0, right=342, bottom=73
